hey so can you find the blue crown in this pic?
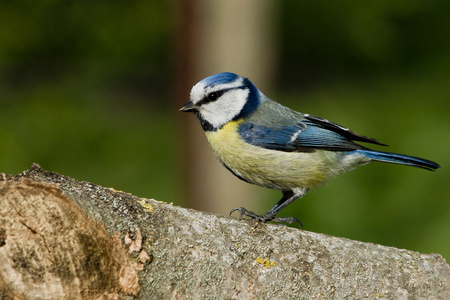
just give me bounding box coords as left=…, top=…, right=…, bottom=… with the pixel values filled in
left=201, top=72, right=240, bottom=87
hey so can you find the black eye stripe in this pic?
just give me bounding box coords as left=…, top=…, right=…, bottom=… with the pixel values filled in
left=207, top=91, right=222, bottom=102
left=199, top=85, right=246, bottom=106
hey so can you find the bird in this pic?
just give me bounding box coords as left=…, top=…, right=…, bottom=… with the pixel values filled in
left=180, top=72, right=440, bottom=226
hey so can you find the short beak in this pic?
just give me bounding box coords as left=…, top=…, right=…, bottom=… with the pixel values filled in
left=179, top=101, right=197, bottom=112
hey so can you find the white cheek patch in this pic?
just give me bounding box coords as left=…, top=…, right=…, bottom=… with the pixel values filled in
left=199, top=88, right=249, bottom=129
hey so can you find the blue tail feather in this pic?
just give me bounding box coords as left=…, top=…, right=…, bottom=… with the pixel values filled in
left=353, top=150, right=440, bottom=171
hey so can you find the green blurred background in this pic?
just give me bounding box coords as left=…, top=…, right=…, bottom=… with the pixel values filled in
left=1, top=1, right=449, bottom=259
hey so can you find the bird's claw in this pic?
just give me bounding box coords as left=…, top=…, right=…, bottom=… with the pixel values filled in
left=229, top=207, right=302, bottom=228
left=229, top=207, right=260, bottom=219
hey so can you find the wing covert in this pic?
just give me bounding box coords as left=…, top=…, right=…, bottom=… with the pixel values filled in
left=238, top=122, right=305, bottom=151
left=238, top=116, right=383, bottom=152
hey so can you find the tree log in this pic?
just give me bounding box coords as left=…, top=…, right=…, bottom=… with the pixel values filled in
left=0, top=164, right=449, bottom=299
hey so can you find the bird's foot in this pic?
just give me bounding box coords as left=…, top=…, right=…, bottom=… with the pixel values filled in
left=229, top=207, right=302, bottom=228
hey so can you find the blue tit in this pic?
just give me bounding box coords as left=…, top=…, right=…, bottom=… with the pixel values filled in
left=180, top=72, right=440, bottom=225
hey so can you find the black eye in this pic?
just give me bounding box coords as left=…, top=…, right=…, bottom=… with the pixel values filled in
left=201, top=90, right=225, bottom=105
left=207, top=92, right=219, bottom=101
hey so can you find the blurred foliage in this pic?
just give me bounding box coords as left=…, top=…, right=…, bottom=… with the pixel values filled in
left=0, top=1, right=449, bottom=258
left=278, top=0, right=450, bottom=89
left=0, top=0, right=176, bottom=201
left=0, top=0, right=170, bottom=100
left=0, top=84, right=179, bottom=201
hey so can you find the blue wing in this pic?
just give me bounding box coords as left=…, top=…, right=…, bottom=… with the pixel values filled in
left=238, top=123, right=305, bottom=151
left=238, top=114, right=386, bottom=152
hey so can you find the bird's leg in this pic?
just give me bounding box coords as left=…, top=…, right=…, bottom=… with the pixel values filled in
left=229, top=188, right=308, bottom=227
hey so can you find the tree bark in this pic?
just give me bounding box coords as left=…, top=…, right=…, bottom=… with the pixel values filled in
left=1, top=164, right=449, bottom=299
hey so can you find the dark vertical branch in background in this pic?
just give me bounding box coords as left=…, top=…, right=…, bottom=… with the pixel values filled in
left=173, top=0, right=212, bottom=211
left=173, top=0, right=198, bottom=102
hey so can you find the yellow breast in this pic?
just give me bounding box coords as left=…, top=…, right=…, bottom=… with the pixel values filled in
left=205, top=120, right=340, bottom=191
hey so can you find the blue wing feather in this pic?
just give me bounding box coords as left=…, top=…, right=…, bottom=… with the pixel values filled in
left=238, top=119, right=370, bottom=152
left=303, top=115, right=387, bottom=146
left=237, top=117, right=440, bottom=170
left=238, top=123, right=303, bottom=151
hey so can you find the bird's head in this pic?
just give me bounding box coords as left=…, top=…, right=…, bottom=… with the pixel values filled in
left=180, top=72, right=262, bottom=131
